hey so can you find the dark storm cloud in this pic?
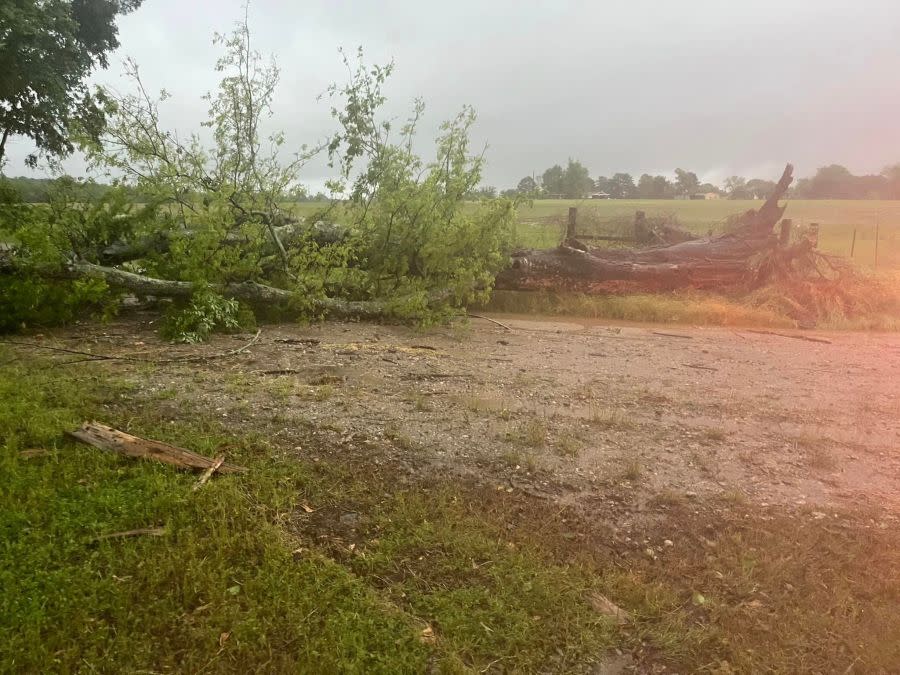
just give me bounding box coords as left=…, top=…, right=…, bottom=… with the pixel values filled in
left=6, top=0, right=900, bottom=188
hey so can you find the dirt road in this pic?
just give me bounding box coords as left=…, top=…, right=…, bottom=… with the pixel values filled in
left=59, top=314, right=900, bottom=522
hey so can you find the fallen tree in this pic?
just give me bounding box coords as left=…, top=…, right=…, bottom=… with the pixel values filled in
left=496, top=164, right=801, bottom=294
left=0, top=17, right=515, bottom=337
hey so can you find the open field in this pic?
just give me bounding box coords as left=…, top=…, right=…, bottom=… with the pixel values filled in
left=286, top=199, right=900, bottom=270
left=3, top=315, right=899, bottom=672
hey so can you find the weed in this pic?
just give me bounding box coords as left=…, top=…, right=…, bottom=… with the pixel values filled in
left=807, top=446, right=839, bottom=471
left=650, top=489, right=686, bottom=508
left=700, top=428, right=727, bottom=443
left=384, top=423, right=417, bottom=451
left=621, top=460, right=643, bottom=481
left=500, top=449, right=537, bottom=472
left=555, top=432, right=583, bottom=457
left=720, top=489, right=748, bottom=506
left=297, top=384, right=334, bottom=402
left=588, top=406, right=634, bottom=431
left=519, top=418, right=548, bottom=448
left=409, top=392, right=432, bottom=412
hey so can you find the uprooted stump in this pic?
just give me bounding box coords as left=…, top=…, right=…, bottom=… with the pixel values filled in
left=68, top=421, right=247, bottom=474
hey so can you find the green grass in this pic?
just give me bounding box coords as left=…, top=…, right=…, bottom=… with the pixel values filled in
left=3, top=347, right=900, bottom=673
left=482, top=290, right=796, bottom=328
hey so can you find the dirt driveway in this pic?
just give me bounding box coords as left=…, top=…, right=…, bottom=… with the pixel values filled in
left=53, top=314, right=900, bottom=525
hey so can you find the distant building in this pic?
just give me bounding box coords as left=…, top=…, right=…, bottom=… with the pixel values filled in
left=689, top=192, right=720, bottom=200
left=590, top=192, right=611, bottom=200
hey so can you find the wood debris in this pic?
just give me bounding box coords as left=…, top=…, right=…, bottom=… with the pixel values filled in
left=68, top=421, right=247, bottom=474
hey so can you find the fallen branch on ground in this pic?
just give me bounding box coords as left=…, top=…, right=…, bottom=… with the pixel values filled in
left=2, top=330, right=262, bottom=365
left=466, top=313, right=513, bottom=331
left=193, top=456, right=226, bottom=491
left=68, top=422, right=247, bottom=473
left=91, top=527, right=167, bottom=542
left=745, top=329, right=832, bottom=344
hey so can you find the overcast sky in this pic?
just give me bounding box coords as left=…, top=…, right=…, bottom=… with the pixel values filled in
left=6, top=0, right=900, bottom=189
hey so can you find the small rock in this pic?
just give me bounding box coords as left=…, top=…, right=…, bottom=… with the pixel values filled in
left=663, top=539, right=674, bottom=547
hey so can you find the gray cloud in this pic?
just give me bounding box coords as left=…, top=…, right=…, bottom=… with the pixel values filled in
left=6, top=0, right=900, bottom=188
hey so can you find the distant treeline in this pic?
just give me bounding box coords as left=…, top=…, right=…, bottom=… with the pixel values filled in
left=8, top=163, right=900, bottom=204
left=0, top=176, right=330, bottom=203
left=484, top=161, right=900, bottom=200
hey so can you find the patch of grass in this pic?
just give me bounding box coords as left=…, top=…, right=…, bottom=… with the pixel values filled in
left=223, top=371, right=255, bottom=393
left=406, top=392, right=433, bottom=412
left=265, top=376, right=295, bottom=400
left=0, top=355, right=427, bottom=673
left=461, top=394, right=512, bottom=419
left=500, top=448, right=538, bottom=472
left=807, top=446, right=839, bottom=471
left=516, top=418, right=548, bottom=448
left=720, top=489, right=748, bottom=506
left=383, top=422, right=417, bottom=452
left=555, top=432, right=583, bottom=457
left=588, top=406, right=635, bottom=431
left=700, top=427, right=727, bottom=443
left=297, top=384, right=334, bottom=402
left=343, top=490, right=618, bottom=671
left=790, top=433, right=840, bottom=471
left=482, top=290, right=795, bottom=328
left=621, top=460, right=643, bottom=482
left=649, top=489, right=687, bottom=509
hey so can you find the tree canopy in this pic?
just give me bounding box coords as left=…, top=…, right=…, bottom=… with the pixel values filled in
left=0, top=0, right=143, bottom=168
left=541, top=160, right=593, bottom=198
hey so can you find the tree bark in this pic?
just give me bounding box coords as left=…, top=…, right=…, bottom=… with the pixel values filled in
left=66, top=261, right=391, bottom=320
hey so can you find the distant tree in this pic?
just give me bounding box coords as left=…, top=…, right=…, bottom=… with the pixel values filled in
left=608, top=172, right=636, bottom=198
left=594, top=176, right=612, bottom=194
left=697, top=182, right=722, bottom=196
left=516, top=176, right=537, bottom=193
left=467, top=185, right=497, bottom=199
left=541, top=165, right=565, bottom=196
left=561, top=159, right=592, bottom=198
left=674, top=168, right=700, bottom=197
left=0, top=0, right=145, bottom=168
left=636, top=174, right=655, bottom=198
left=799, top=165, right=856, bottom=199
left=881, top=164, right=900, bottom=199
left=655, top=175, right=674, bottom=198
left=745, top=179, right=776, bottom=199
left=724, top=176, right=749, bottom=199
left=635, top=174, right=674, bottom=199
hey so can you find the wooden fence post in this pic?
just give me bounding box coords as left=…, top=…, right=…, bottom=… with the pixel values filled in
left=634, top=210, right=647, bottom=244
left=875, top=220, right=880, bottom=269
left=779, top=219, right=792, bottom=247
left=567, top=207, right=577, bottom=240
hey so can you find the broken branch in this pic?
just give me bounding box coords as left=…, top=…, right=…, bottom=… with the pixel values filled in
left=68, top=422, right=247, bottom=473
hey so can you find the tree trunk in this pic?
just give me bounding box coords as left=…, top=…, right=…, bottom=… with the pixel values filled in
left=66, top=262, right=391, bottom=320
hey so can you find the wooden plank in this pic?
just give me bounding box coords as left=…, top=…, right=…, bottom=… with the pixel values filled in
left=68, top=422, right=247, bottom=473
